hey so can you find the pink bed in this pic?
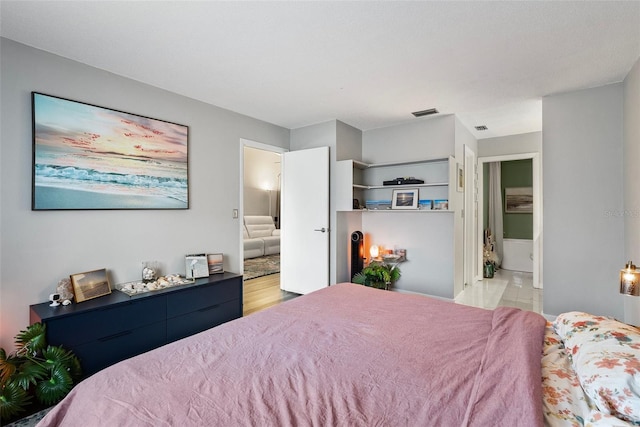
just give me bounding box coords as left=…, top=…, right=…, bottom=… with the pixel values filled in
left=39, top=283, right=546, bottom=426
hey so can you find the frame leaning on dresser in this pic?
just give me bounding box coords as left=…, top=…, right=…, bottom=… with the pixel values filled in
left=29, top=272, right=242, bottom=377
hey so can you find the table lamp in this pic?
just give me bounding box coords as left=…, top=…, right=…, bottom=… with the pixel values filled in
left=620, top=261, right=640, bottom=296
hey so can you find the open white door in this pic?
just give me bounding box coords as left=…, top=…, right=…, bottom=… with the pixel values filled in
left=280, top=146, right=330, bottom=294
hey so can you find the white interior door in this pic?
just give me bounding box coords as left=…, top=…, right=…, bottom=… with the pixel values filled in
left=280, top=146, right=329, bottom=294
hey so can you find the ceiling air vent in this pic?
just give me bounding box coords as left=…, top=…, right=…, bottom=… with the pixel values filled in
left=475, top=125, right=488, bottom=131
left=412, top=108, right=439, bottom=117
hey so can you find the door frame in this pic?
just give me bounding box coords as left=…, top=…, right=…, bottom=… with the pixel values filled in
left=476, top=152, right=542, bottom=288
left=239, top=139, right=288, bottom=273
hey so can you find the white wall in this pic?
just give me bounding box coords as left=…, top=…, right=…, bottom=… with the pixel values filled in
left=478, top=131, right=542, bottom=157
left=542, top=83, right=624, bottom=318
left=0, top=38, right=289, bottom=350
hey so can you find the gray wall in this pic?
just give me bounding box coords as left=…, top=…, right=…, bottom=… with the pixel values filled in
left=543, top=83, right=624, bottom=318
left=624, top=58, right=640, bottom=262
left=0, top=38, right=289, bottom=350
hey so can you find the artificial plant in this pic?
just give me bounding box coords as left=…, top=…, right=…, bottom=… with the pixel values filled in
left=0, top=323, right=81, bottom=421
left=352, top=261, right=401, bottom=290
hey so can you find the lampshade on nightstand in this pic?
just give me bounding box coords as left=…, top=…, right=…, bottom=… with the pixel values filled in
left=620, top=261, right=640, bottom=296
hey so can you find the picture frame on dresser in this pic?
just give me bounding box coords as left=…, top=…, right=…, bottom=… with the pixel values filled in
left=391, top=189, right=419, bottom=210
left=70, top=268, right=111, bottom=303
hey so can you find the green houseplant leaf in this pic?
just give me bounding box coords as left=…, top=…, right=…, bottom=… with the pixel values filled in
left=0, top=381, right=32, bottom=420
left=0, top=323, right=82, bottom=421
left=14, top=323, right=46, bottom=356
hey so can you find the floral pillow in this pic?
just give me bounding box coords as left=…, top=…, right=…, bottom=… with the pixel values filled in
left=553, top=312, right=640, bottom=424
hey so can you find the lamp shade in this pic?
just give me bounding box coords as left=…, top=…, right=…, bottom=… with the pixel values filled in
left=369, top=245, right=379, bottom=260
left=620, top=261, right=640, bottom=296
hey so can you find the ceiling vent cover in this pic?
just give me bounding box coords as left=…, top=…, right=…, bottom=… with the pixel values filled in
left=475, top=125, right=488, bottom=131
left=412, top=108, right=439, bottom=117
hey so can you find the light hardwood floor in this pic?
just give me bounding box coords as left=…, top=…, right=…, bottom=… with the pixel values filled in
left=243, top=273, right=300, bottom=316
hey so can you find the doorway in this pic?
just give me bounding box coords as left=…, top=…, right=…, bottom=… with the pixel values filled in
left=476, top=153, right=542, bottom=289
left=240, top=139, right=289, bottom=314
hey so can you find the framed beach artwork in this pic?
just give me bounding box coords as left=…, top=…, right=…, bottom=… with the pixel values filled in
left=70, top=268, right=111, bottom=303
left=32, top=92, right=189, bottom=210
left=391, top=189, right=419, bottom=210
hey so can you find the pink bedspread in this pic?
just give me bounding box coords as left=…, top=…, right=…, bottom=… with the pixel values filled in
left=39, top=283, right=546, bottom=426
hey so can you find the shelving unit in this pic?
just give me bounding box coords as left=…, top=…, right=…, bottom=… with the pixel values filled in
left=336, top=156, right=455, bottom=212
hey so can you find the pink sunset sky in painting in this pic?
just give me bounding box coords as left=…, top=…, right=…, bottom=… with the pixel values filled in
left=34, top=93, right=188, bottom=163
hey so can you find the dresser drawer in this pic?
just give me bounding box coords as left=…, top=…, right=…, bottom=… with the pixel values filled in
left=74, top=321, right=166, bottom=375
left=166, top=298, right=241, bottom=342
left=46, top=297, right=166, bottom=348
left=167, top=277, right=241, bottom=318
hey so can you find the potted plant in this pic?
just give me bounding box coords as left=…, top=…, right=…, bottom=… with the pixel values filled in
left=0, top=323, right=81, bottom=422
left=352, top=261, right=401, bottom=290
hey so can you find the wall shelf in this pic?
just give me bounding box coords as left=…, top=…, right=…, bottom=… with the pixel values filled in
left=337, top=156, right=454, bottom=212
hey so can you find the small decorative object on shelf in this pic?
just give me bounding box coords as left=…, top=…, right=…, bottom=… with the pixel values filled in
left=207, top=253, right=224, bottom=275
left=142, top=261, right=160, bottom=283
left=383, top=177, right=425, bottom=186
left=391, top=189, right=419, bottom=210
left=433, top=199, right=449, bottom=210
left=185, top=254, right=209, bottom=279
left=56, top=277, right=74, bottom=304
left=418, top=199, right=433, bottom=210
left=70, top=268, right=111, bottom=303
left=117, top=274, right=194, bottom=296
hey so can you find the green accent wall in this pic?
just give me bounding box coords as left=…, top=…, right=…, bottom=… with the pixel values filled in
left=502, top=159, right=533, bottom=239
left=482, top=159, right=533, bottom=239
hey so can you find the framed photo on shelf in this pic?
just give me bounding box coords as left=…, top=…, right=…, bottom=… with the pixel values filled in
left=391, top=189, right=419, bottom=210
left=207, top=253, right=224, bottom=274
left=70, top=268, right=111, bottom=303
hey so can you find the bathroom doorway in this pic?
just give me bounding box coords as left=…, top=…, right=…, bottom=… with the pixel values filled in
left=477, top=153, right=542, bottom=289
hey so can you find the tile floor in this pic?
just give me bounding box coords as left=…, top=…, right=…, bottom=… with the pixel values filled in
left=454, top=268, right=543, bottom=314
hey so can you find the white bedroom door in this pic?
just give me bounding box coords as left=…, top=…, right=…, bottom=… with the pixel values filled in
left=280, top=146, right=329, bottom=294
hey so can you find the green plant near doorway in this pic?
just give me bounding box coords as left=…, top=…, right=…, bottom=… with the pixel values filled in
left=352, top=262, right=401, bottom=290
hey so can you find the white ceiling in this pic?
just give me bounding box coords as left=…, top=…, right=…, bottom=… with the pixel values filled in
left=1, top=1, right=639, bottom=139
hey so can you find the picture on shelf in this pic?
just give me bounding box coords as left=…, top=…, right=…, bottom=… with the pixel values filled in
left=70, top=268, right=111, bottom=303
left=433, top=199, right=449, bottom=210
left=392, top=189, right=419, bottom=210
left=207, top=253, right=224, bottom=274
left=185, top=254, right=209, bottom=278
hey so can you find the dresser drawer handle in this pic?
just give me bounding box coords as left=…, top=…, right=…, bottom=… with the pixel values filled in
left=198, top=304, right=221, bottom=313
left=98, top=330, right=132, bottom=342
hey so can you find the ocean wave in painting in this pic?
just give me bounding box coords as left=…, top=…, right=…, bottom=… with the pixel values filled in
left=35, top=164, right=188, bottom=202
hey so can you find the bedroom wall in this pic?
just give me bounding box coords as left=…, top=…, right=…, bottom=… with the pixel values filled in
left=0, top=38, right=290, bottom=350
left=624, top=58, right=640, bottom=262
left=623, top=57, right=640, bottom=323
left=362, top=116, right=457, bottom=298
left=543, top=83, right=624, bottom=319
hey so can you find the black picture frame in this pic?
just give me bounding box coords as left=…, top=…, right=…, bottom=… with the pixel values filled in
left=32, top=92, right=189, bottom=210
